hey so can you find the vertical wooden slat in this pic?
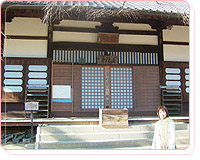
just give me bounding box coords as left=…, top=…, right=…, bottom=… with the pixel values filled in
left=70, top=50, right=73, bottom=63
left=131, top=52, right=134, bottom=64
left=77, top=50, right=79, bottom=63
left=156, top=53, right=158, bottom=64
left=65, top=50, right=68, bottom=62
left=135, top=52, right=137, bottom=64
left=94, top=51, right=96, bottom=63
left=59, top=50, right=61, bottom=61
left=91, top=51, right=93, bottom=63
left=116, top=52, right=119, bottom=64
left=124, top=52, right=126, bottom=64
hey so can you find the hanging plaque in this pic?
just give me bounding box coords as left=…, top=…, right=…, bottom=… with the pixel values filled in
left=97, top=56, right=118, bottom=65
left=97, top=32, right=119, bottom=44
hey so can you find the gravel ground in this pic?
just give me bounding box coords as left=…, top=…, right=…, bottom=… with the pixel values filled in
left=1, top=142, right=34, bottom=149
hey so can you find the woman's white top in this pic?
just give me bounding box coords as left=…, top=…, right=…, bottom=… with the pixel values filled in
left=152, top=118, right=176, bottom=149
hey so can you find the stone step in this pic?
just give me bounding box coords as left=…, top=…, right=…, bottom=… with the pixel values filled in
left=36, top=138, right=152, bottom=149
left=35, top=122, right=189, bottom=149
left=109, top=144, right=190, bottom=149
left=35, top=137, right=189, bottom=149
left=38, top=123, right=189, bottom=134
left=38, top=130, right=189, bottom=142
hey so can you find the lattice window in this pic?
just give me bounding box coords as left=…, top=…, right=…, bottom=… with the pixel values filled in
left=110, top=67, right=133, bottom=109
left=165, top=68, right=181, bottom=87
left=3, top=65, right=23, bottom=92
left=28, top=65, right=48, bottom=85
left=81, top=67, right=105, bottom=109
left=163, top=62, right=189, bottom=102
left=110, top=51, right=158, bottom=65
left=53, top=50, right=105, bottom=63
left=53, top=50, right=158, bottom=65
left=185, top=68, right=189, bottom=93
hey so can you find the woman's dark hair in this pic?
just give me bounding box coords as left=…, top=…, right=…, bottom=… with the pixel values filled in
left=157, top=105, right=169, bottom=119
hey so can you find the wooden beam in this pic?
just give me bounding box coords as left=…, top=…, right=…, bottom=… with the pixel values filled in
left=53, top=26, right=157, bottom=35
left=163, top=41, right=189, bottom=46
left=53, top=26, right=97, bottom=33
left=118, top=30, right=157, bottom=35
left=52, top=42, right=158, bottom=53
left=5, top=35, right=48, bottom=40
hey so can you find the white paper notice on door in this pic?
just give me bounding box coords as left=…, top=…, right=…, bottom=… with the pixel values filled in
left=53, top=85, right=71, bottom=99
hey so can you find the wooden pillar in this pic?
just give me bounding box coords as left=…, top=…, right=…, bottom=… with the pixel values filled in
left=157, top=29, right=164, bottom=64
left=150, top=21, right=167, bottom=87
left=47, top=25, right=53, bottom=59
left=47, top=24, right=53, bottom=117
left=157, top=28, right=164, bottom=86
left=1, top=21, right=5, bottom=59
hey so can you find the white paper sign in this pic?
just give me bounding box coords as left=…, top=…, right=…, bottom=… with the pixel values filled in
left=25, top=102, right=39, bottom=111
left=53, top=85, right=71, bottom=99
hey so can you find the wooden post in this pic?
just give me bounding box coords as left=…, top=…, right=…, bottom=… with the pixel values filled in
left=47, top=24, right=53, bottom=117
left=150, top=21, right=166, bottom=87
left=31, top=110, right=33, bottom=143
left=72, top=61, right=74, bottom=113
left=157, top=28, right=164, bottom=86
left=25, top=102, right=38, bottom=143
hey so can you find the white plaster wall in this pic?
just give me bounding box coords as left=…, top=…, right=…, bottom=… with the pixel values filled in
left=6, top=17, right=48, bottom=36
left=53, top=31, right=158, bottom=45
left=163, top=25, right=189, bottom=42
left=163, top=44, right=189, bottom=62
left=53, top=20, right=157, bottom=45
left=119, top=34, right=158, bottom=45
left=5, top=39, right=47, bottom=57
left=53, top=31, right=97, bottom=42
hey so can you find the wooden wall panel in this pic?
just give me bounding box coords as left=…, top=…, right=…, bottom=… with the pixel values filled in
left=133, top=66, right=160, bottom=112
left=1, top=58, right=51, bottom=103
left=53, top=65, right=72, bottom=84
left=52, top=64, right=81, bottom=115
left=51, top=103, right=72, bottom=112
left=52, top=64, right=72, bottom=113
left=1, top=103, right=24, bottom=112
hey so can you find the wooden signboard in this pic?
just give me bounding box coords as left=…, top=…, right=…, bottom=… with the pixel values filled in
left=97, top=56, right=118, bottom=65
left=99, top=108, right=128, bottom=128
left=97, top=32, right=119, bottom=44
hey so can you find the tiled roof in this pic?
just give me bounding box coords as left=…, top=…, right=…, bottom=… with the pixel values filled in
left=2, top=1, right=189, bottom=15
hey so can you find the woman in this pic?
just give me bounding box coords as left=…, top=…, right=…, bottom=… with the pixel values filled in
left=152, top=105, right=176, bottom=149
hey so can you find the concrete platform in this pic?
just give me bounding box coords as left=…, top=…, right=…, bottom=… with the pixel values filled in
left=1, top=116, right=189, bottom=127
